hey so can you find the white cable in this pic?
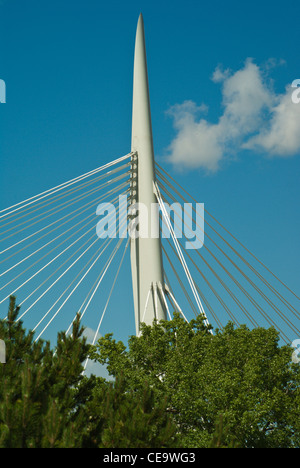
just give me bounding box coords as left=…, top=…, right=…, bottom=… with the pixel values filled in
left=12, top=200, right=125, bottom=316
left=153, top=283, right=158, bottom=320
left=164, top=275, right=181, bottom=315
left=34, top=236, right=115, bottom=334
left=17, top=234, right=99, bottom=322
left=17, top=190, right=128, bottom=307
left=75, top=238, right=124, bottom=325
left=158, top=283, right=172, bottom=321
left=1, top=161, right=131, bottom=233
left=0, top=221, right=99, bottom=304
left=0, top=187, right=128, bottom=280
left=35, top=210, right=129, bottom=341
left=18, top=230, right=97, bottom=307
left=141, top=287, right=152, bottom=325
left=66, top=214, right=129, bottom=333
left=165, top=288, right=189, bottom=324
left=0, top=213, right=98, bottom=294
left=1, top=165, right=131, bottom=237
left=83, top=238, right=129, bottom=371
left=0, top=179, right=129, bottom=256
left=154, top=181, right=209, bottom=327
left=0, top=152, right=132, bottom=218
left=0, top=217, right=94, bottom=280
left=33, top=235, right=118, bottom=341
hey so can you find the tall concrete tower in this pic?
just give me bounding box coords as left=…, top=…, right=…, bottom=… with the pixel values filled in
left=130, top=14, right=167, bottom=335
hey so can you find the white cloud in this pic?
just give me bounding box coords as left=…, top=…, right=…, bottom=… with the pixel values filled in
left=244, top=85, right=300, bottom=156
left=84, top=359, right=110, bottom=379
left=83, top=326, right=101, bottom=344
left=166, top=101, right=222, bottom=171
left=165, top=59, right=300, bottom=171
left=82, top=327, right=110, bottom=379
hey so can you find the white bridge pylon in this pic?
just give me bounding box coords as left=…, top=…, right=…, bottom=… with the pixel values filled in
left=130, top=14, right=168, bottom=334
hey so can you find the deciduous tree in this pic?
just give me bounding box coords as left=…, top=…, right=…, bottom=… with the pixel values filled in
left=91, top=313, right=300, bottom=448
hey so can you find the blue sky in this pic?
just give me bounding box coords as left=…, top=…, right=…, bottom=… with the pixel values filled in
left=0, top=0, right=299, bottom=366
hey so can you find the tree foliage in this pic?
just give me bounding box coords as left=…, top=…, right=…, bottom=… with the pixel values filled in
left=91, top=313, right=300, bottom=448
left=0, top=297, right=177, bottom=448
left=0, top=297, right=299, bottom=448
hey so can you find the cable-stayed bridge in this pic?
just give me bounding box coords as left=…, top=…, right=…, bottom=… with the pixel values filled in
left=0, top=15, right=299, bottom=362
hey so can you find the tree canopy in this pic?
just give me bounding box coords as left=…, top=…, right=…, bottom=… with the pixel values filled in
left=0, top=296, right=299, bottom=448
left=91, top=313, right=300, bottom=448
left=0, top=296, right=176, bottom=448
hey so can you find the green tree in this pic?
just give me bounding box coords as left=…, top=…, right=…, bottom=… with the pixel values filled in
left=0, top=296, right=91, bottom=447
left=91, top=313, right=300, bottom=448
left=83, top=373, right=177, bottom=448
left=0, top=296, right=178, bottom=448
